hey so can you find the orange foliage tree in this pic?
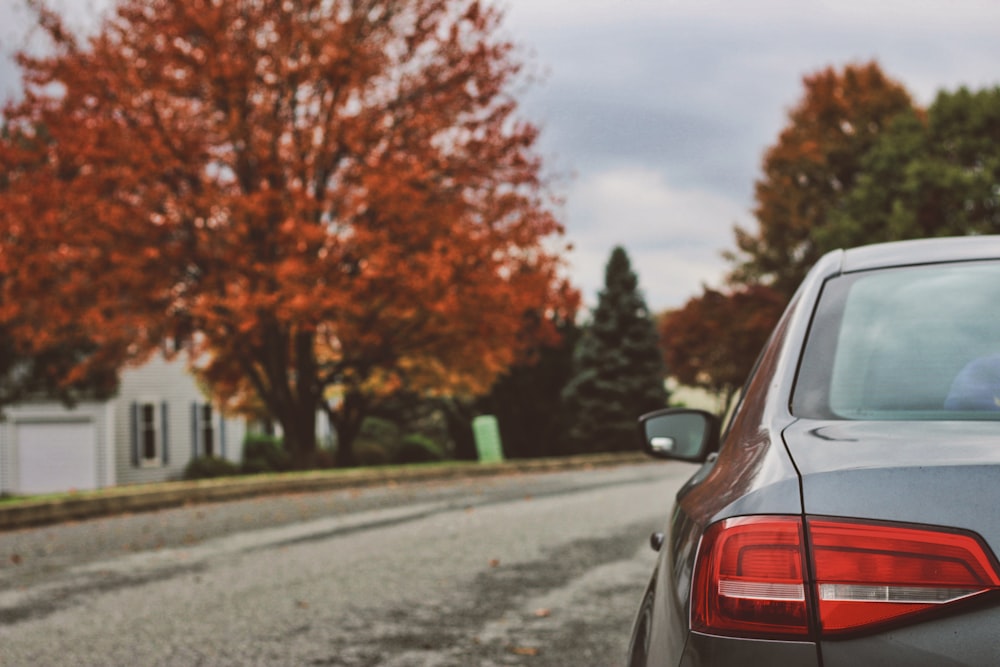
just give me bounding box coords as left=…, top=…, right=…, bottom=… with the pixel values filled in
left=729, top=61, right=915, bottom=298
left=1, top=0, right=576, bottom=465
left=0, top=123, right=123, bottom=407
left=658, top=286, right=786, bottom=413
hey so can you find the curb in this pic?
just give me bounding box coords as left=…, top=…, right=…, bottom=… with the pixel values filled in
left=0, top=452, right=651, bottom=531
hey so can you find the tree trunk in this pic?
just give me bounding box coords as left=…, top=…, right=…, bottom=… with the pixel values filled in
left=442, top=398, right=478, bottom=461
left=283, top=404, right=318, bottom=469
left=248, top=324, right=320, bottom=469
left=330, top=390, right=367, bottom=467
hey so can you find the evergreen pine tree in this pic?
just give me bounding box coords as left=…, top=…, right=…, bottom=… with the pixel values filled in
left=562, top=246, right=668, bottom=453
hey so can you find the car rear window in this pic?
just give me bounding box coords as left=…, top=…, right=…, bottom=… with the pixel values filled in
left=792, top=260, right=1000, bottom=420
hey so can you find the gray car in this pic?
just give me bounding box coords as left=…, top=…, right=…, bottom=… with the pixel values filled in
left=627, top=236, right=1000, bottom=666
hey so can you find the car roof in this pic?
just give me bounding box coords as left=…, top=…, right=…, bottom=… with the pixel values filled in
left=840, top=235, right=1000, bottom=274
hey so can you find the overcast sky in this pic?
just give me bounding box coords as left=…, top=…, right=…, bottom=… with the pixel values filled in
left=3, top=0, right=1000, bottom=312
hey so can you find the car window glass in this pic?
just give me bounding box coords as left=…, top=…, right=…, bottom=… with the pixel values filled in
left=719, top=387, right=742, bottom=439
left=793, top=261, right=1000, bottom=420
left=717, top=293, right=800, bottom=449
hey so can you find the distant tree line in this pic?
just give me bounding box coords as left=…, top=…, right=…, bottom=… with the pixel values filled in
left=374, top=245, right=669, bottom=460
left=660, top=61, right=1000, bottom=413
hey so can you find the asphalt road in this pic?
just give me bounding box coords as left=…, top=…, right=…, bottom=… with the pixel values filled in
left=0, top=461, right=696, bottom=666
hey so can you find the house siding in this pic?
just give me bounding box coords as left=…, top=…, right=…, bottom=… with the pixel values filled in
left=115, top=354, right=246, bottom=486
left=0, top=353, right=249, bottom=495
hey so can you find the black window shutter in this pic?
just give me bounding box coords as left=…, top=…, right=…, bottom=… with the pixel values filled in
left=191, top=402, right=200, bottom=459
left=220, top=414, right=227, bottom=459
left=161, top=401, right=170, bottom=465
left=130, top=401, right=139, bottom=467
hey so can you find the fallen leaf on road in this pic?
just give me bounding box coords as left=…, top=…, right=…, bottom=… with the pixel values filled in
left=10, top=554, right=22, bottom=565
left=488, top=558, right=501, bottom=568
left=511, top=646, right=540, bottom=656
left=533, top=608, right=551, bottom=618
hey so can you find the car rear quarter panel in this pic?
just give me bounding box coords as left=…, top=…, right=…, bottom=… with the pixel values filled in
left=644, top=260, right=836, bottom=667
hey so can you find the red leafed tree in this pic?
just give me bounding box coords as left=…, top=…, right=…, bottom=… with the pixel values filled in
left=0, top=122, right=124, bottom=408
left=658, top=285, right=786, bottom=413
left=729, top=61, right=914, bottom=298
left=1, top=0, right=576, bottom=466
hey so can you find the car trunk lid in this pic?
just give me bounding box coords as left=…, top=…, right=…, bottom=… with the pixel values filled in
left=783, top=419, right=1000, bottom=665
left=783, top=420, right=1000, bottom=542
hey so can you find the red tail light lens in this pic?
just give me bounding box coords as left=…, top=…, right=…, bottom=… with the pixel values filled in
left=691, top=516, right=1000, bottom=640
left=809, top=519, right=1000, bottom=634
left=691, top=516, right=811, bottom=639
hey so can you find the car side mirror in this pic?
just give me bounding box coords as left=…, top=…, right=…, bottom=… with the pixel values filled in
left=638, top=408, right=720, bottom=463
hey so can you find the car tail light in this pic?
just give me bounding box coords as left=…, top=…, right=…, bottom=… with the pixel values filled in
left=691, top=516, right=1000, bottom=640
left=692, top=516, right=811, bottom=639
left=809, top=519, right=1000, bottom=634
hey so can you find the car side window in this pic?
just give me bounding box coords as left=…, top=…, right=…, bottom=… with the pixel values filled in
left=718, top=387, right=742, bottom=441
left=718, top=293, right=800, bottom=448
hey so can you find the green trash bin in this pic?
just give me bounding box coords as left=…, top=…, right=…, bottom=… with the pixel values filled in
left=472, top=415, right=504, bottom=463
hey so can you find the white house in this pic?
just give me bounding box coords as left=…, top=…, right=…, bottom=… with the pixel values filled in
left=0, top=354, right=247, bottom=496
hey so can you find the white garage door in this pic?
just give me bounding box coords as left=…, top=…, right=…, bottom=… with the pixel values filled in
left=17, top=421, right=98, bottom=495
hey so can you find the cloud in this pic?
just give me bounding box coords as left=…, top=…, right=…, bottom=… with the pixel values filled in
left=505, top=0, right=1000, bottom=30
left=507, top=0, right=1000, bottom=315
left=563, top=166, right=743, bottom=311
left=0, top=0, right=113, bottom=104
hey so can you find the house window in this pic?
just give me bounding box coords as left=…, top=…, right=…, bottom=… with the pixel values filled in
left=192, top=402, right=220, bottom=459
left=132, top=400, right=167, bottom=467
left=141, top=404, right=157, bottom=461
left=201, top=404, right=215, bottom=458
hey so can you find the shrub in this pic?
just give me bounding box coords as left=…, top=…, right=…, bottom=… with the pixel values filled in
left=395, top=434, right=447, bottom=464
left=354, top=440, right=392, bottom=467
left=346, top=416, right=404, bottom=467
left=359, top=416, right=401, bottom=448
left=184, top=456, right=240, bottom=480
left=241, top=434, right=292, bottom=474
